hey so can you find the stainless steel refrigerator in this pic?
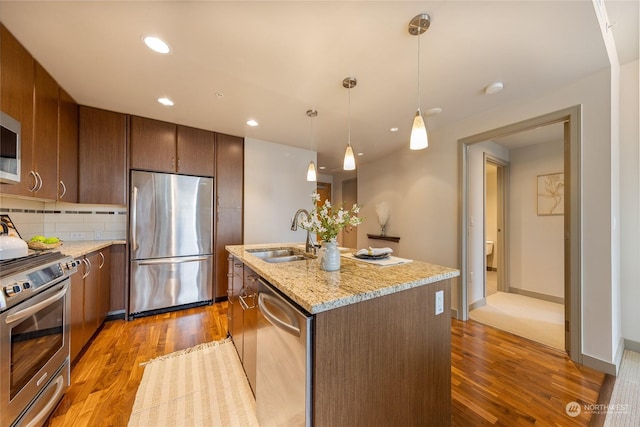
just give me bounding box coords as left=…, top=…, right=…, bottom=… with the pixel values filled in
left=129, top=170, right=214, bottom=317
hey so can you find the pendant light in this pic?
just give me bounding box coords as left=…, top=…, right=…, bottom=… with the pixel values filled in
left=306, top=109, right=318, bottom=181
left=342, top=77, right=357, bottom=171
left=408, top=13, right=430, bottom=150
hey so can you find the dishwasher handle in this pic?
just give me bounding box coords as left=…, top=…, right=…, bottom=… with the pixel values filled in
left=258, top=292, right=301, bottom=337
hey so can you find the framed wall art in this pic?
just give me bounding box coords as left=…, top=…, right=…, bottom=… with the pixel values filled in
left=537, top=173, right=564, bottom=216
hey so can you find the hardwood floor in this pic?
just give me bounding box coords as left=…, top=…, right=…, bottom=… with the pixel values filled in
left=45, top=304, right=228, bottom=427
left=46, top=303, right=607, bottom=426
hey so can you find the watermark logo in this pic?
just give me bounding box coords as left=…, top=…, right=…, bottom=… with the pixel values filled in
left=565, top=401, right=631, bottom=417
left=566, top=401, right=582, bottom=417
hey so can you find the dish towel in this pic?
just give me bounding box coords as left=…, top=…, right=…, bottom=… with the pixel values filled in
left=355, top=247, right=394, bottom=257
left=342, top=252, right=412, bottom=266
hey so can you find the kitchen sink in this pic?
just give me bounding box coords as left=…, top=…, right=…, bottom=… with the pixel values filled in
left=248, top=248, right=313, bottom=263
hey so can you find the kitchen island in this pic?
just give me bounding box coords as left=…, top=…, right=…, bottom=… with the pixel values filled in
left=227, top=243, right=459, bottom=426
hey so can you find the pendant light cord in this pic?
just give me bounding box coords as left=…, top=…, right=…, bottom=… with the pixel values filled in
left=417, top=32, right=421, bottom=112
left=348, top=87, right=352, bottom=145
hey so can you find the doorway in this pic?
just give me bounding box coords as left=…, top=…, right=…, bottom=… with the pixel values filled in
left=484, top=156, right=508, bottom=297
left=460, top=106, right=581, bottom=363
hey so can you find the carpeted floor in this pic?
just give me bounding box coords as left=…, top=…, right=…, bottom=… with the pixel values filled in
left=604, top=350, right=640, bottom=426
left=469, top=291, right=564, bottom=350
left=128, top=338, right=258, bottom=427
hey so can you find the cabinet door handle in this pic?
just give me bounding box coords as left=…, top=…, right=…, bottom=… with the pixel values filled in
left=239, top=287, right=257, bottom=310
left=81, top=258, right=90, bottom=279
left=99, top=252, right=105, bottom=269
left=34, top=172, right=43, bottom=192
left=59, top=180, right=67, bottom=199
left=177, top=158, right=181, bottom=170
left=171, top=157, right=175, bottom=170
left=29, top=171, right=38, bottom=192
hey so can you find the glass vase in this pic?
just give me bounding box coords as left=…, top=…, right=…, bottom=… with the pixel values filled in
left=320, top=240, right=341, bottom=271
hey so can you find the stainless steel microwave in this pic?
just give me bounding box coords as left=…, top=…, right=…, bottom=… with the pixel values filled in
left=0, top=112, right=21, bottom=184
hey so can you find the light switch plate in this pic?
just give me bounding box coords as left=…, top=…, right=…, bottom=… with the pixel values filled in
left=435, top=290, right=444, bottom=315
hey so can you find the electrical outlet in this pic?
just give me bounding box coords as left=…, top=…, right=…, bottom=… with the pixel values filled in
left=435, top=290, right=444, bottom=315
left=69, top=232, right=86, bottom=240
left=95, top=230, right=103, bottom=239
left=470, top=271, right=474, bottom=283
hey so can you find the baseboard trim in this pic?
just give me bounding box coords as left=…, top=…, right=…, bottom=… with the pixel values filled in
left=451, top=308, right=459, bottom=319
left=469, top=298, right=486, bottom=311
left=582, top=354, right=618, bottom=376
left=509, top=288, right=564, bottom=305
left=624, top=338, right=640, bottom=353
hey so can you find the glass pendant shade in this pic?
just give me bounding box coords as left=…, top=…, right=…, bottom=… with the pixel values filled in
left=343, top=145, right=356, bottom=170
left=307, top=161, right=317, bottom=181
left=410, top=110, right=428, bottom=150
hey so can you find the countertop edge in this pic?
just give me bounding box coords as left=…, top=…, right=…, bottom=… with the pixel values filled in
left=227, top=243, right=460, bottom=314
left=58, top=240, right=126, bottom=259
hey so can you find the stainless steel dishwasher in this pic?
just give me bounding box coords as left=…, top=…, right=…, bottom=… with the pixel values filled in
left=256, top=277, right=313, bottom=427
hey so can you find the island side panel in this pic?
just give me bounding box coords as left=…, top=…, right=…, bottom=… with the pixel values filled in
left=313, top=279, right=451, bottom=426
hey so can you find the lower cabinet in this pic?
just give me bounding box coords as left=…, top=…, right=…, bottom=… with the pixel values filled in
left=70, top=248, right=112, bottom=362
left=227, top=256, right=257, bottom=393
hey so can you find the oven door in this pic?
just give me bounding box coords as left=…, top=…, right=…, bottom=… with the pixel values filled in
left=0, top=280, right=70, bottom=427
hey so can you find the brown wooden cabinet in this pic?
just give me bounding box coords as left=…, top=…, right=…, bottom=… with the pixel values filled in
left=79, top=106, right=128, bottom=205
left=227, top=257, right=257, bottom=394
left=176, top=125, right=216, bottom=176
left=130, top=116, right=215, bottom=176
left=31, top=62, right=60, bottom=200
left=69, top=263, right=85, bottom=362
left=0, top=24, right=34, bottom=197
left=57, top=88, right=78, bottom=202
left=214, top=134, right=244, bottom=299
left=228, top=256, right=244, bottom=360
left=70, top=249, right=112, bottom=362
left=242, top=265, right=258, bottom=393
left=130, top=116, right=176, bottom=173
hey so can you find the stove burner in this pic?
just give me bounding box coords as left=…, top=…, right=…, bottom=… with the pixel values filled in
left=0, top=251, right=66, bottom=279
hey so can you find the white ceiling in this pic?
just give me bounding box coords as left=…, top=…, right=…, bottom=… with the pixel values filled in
left=0, top=1, right=637, bottom=173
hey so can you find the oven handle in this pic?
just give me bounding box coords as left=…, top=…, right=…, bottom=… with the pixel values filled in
left=24, top=374, right=65, bottom=427
left=5, top=284, right=68, bottom=326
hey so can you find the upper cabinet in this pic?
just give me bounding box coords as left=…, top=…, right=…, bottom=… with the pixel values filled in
left=130, top=116, right=215, bottom=176
left=58, top=88, right=79, bottom=202
left=0, top=24, right=35, bottom=197
left=0, top=24, right=78, bottom=201
left=176, top=125, right=215, bottom=177
left=31, top=62, right=60, bottom=200
left=79, top=106, right=128, bottom=205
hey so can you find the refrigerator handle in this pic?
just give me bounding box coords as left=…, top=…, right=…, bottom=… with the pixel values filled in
left=131, top=186, right=138, bottom=252
left=137, top=256, right=209, bottom=266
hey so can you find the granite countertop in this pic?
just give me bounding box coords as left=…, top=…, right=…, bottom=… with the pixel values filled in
left=226, top=243, right=460, bottom=314
left=56, top=240, right=126, bottom=258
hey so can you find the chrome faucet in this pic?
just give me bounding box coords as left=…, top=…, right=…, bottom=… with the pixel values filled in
left=291, top=209, right=316, bottom=254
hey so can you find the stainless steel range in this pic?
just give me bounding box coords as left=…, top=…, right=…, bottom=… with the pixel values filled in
left=0, top=251, right=78, bottom=427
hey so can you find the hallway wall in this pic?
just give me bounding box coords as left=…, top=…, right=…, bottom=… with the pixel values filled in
left=509, top=140, right=564, bottom=299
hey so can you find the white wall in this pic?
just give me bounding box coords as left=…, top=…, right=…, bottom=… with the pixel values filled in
left=243, top=138, right=316, bottom=244
left=509, top=141, right=564, bottom=298
left=357, top=66, right=618, bottom=368
left=620, top=59, right=640, bottom=345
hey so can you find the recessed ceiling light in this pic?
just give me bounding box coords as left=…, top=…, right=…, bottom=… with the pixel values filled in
left=390, top=127, right=399, bottom=132
left=246, top=119, right=258, bottom=127
left=215, top=92, right=224, bottom=98
left=157, top=97, right=174, bottom=106
left=143, top=36, right=171, bottom=54
left=425, top=107, right=443, bottom=116
left=357, top=152, right=364, bottom=156
left=319, top=166, right=326, bottom=170
left=484, top=82, right=504, bottom=95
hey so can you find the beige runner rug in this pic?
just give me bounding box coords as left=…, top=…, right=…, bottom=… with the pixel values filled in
left=128, top=338, right=258, bottom=427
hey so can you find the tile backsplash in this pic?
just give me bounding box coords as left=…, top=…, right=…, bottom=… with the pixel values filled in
left=0, top=196, right=126, bottom=241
